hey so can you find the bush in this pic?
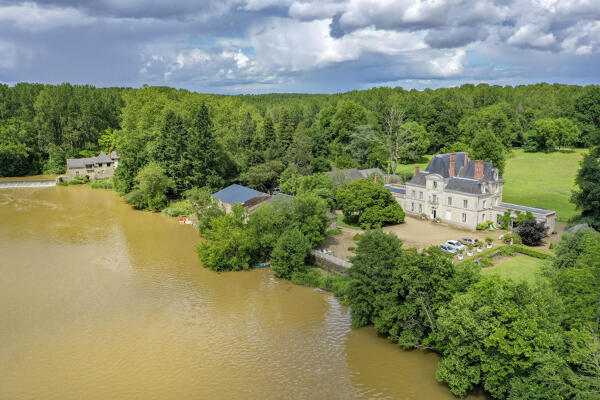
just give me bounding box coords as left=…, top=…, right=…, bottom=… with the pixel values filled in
left=89, top=178, right=113, bottom=189
left=511, top=244, right=554, bottom=259
left=502, top=233, right=522, bottom=244
left=125, top=188, right=146, bottom=209
left=326, top=228, right=342, bottom=236
left=516, top=219, right=547, bottom=246
left=271, top=228, right=311, bottom=279
left=291, top=267, right=351, bottom=302
left=476, top=220, right=495, bottom=230
left=59, top=176, right=89, bottom=186
left=161, top=200, right=194, bottom=217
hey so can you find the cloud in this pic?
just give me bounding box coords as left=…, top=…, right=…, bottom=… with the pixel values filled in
left=0, top=0, right=597, bottom=92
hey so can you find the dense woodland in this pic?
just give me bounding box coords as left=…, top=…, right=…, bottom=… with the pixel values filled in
left=2, top=82, right=600, bottom=399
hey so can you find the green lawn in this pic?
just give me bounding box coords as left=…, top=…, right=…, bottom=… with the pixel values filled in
left=502, top=149, right=586, bottom=222
left=395, top=156, right=431, bottom=177
left=482, top=255, right=546, bottom=283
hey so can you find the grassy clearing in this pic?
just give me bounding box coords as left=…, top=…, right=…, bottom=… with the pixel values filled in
left=502, top=149, right=586, bottom=222
left=395, top=156, right=432, bottom=177
left=482, top=255, right=546, bottom=283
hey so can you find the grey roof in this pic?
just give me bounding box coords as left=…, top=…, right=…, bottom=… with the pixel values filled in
left=445, top=177, right=486, bottom=194
left=495, top=202, right=555, bottom=216
left=109, top=150, right=120, bottom=160
left=458, top=160, right=498, bottom=181
left=406, top=172, right=427, bottom=187
left=212, top=184, right=265, bottom=206
left=96, top=152, right=111, bottom=163
left=425, top=152, right=469, bottom=178
left=565, top=223, right=592, bottom=234
left=331, top=167, right=385, bottom=182
left=264, top=193, right=293, bottom=205
left=66, top=152, right=115, bottom=169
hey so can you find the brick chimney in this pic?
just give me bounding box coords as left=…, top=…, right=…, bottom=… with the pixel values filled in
left=415, top=165, right=420, bottom=176
left=474, top=160, right=484, bottom=180
left=449, top=153, right=456, bottom=177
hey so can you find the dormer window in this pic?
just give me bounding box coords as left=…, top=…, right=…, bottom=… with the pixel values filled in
left=433, top=181, right=437, bottom=189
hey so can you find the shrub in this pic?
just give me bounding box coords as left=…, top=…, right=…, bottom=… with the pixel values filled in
left=271, top=228, right=311, bottom=279
left=479, top=257, right=493, bottom=268
left=161, top=200, right=194, bottom=217
left=60, top=176, right=89, bottom=186
left=511, top=244, right=554, bottom=259
left=125, top=188, right=146, bottom=209
left=502, top=233, right=522, bottom=244
left=485, top=237, right=493, bottom=245
left=326, top=228, right=342, bottom=236
left=89, top=178, right=113, bottom=189
left=515, top=219, right=547, bottom=246
left=476, top=220, right=495, bottom=230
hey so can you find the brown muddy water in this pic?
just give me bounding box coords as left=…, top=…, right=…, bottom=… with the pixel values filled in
left=0, top=185, right=483, bottom=400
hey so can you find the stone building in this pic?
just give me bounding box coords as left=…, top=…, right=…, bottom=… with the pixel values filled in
left=389, top=152, right=556, bottom=232
left=64, top=151, right=120, bottom=181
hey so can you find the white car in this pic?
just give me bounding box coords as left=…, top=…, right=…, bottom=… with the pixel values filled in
left=440, top=244, right=457, bottom=254
left=445, top=240, right=465, bottom=252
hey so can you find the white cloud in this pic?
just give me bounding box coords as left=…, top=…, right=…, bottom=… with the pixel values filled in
left=507, top=24, right=556, bottom=50
left=0, top=2, right=95, bottom=32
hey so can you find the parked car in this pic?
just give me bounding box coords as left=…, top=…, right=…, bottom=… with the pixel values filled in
left=445, top=240, right=465, bottom=251
left=460, top=238, right=479, bottom=246
left=440, top=244, right=457, bottom=254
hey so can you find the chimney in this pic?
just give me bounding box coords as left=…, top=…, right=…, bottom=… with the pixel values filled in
left=449, top=153, right=456, bottom=177
left=415, top=165, right=420, bottom=176
left=474, top=160, right=484, bottom=180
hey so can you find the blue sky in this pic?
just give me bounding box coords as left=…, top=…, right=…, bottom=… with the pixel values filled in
left=0, top=0, right=599, bottom=94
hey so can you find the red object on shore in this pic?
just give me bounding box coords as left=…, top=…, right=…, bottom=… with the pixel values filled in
left=179, top=217, right=187, bottom=224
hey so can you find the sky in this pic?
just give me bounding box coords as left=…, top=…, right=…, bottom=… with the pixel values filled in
left=0, top=0, right=599, bottom=94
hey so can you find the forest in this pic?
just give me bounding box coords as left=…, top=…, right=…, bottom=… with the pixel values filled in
left=1, top=82, right=599, bottom=185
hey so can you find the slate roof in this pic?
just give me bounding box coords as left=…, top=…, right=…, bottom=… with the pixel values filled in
left=66, top=152, right=115, bottom=170
left=425, top=152, right=469, bottom=178
left=212, top=184, right=265, bottom=206
left=458, top=160, right=498, bottom=181
left=407, top=172, right=427, bottom=187
left=445, top=178, right=486, bottom=194
left=331, top=167, right=385, bottom=182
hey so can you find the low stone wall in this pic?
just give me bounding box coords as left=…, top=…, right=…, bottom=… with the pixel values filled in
left=310, top=250, right=352, bottom=275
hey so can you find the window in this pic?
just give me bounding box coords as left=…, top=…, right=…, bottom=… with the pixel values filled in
left=481, top=214, right=485, bottom=222
left=463, top=199, right=468, bottom=209
left=495, top=198, right=499, bottom=206
left=447, top=197, right=452, bottom=206
left=483, top=200, right=487, bottom=209
left=433, top=181, right=437, bottom=189
left=98, top=163, right=103, bottom=168
left=432, top=194, right=437, bottom=203
left=462, top=213, right=467, bottom=223
left=107, top=162, right=111, bottom=167
left=418, top=204, right=422, bottom=213
left=419, top=191, right=423, bottom=200
left=412, top=190, right=416, bottom=198
left=411, top=202, right=415, bottom=212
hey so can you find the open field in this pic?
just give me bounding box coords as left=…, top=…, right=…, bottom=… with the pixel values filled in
left=502, top=149, right=586, bottom=222
left=482, top=255, right=546, bottom=283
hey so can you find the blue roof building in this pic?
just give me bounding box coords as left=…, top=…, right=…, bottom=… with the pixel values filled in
left=212, top=184, right=269, bottom=213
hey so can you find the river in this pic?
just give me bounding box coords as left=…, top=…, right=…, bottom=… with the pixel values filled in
left=0, top=185, right=482, bottom=400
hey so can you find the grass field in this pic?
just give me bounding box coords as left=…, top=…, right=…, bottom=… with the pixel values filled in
left=482, top=255, right=546, bottom=283
left=502, top=149, right=586, bottom=222
left=396, top=149, right=586, bottom=222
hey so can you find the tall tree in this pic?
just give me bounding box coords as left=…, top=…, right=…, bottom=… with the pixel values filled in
left=470, top=128, right=506, bottom=175
left=571, top=146, right=600, bottom=230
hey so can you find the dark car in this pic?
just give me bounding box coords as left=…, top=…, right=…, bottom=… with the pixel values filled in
left=460, top=238, right=479, bottom=246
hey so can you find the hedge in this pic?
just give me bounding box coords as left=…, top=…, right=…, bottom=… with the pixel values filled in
left=511, top=244, right=554, bottom=260
left=454, top=244, right=554, bottom=267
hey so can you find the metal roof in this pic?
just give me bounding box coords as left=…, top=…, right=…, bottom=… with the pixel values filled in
left=212, top=184, right=264, bottom=206
left=384, top=184, right=406, bottom=194
left=495, top=202, right=555, bottom=216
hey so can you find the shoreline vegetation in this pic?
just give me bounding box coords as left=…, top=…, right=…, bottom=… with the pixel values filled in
left=3, top=81, right=600, bottom=400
